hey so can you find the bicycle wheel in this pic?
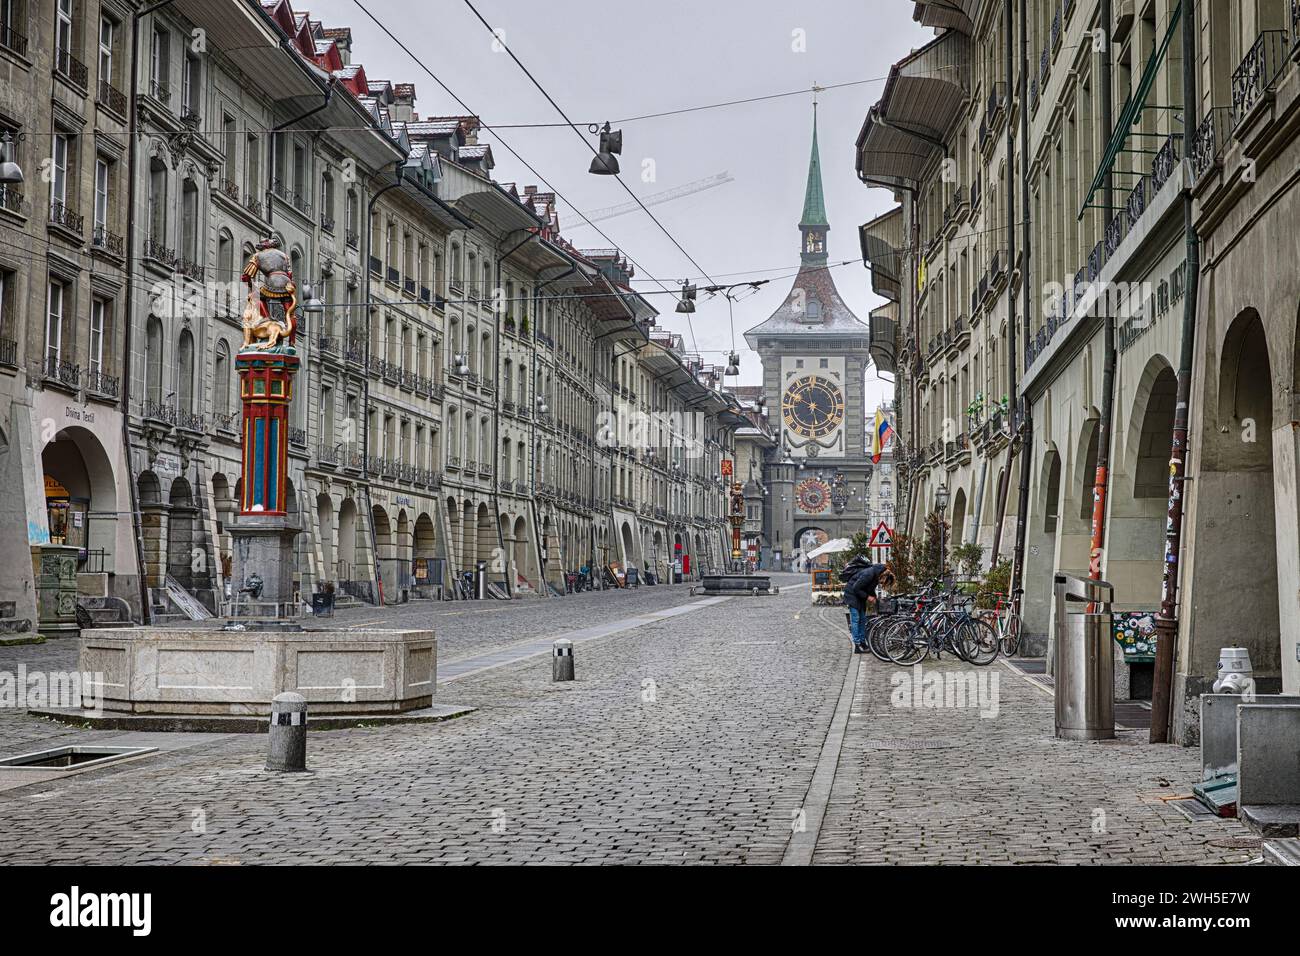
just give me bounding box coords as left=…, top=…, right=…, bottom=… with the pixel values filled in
left=999, top=612, right=1022, bottom=657
left=868, top=618, right=895, bottom=661
left=883, top=620, right=929, bottom=666
left=959, top=618, right=1000, bottom=666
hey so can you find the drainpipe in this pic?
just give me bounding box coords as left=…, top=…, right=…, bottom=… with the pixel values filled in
left=1009, top=0, right=1035, bottom=611
left=1152, top=0, right=1199, bottom=745
left=361, top=160, right=406, bottom=604
left=1089, top=0, right=1118, bottom=588
left=991, top=0, right=1019, bottom=568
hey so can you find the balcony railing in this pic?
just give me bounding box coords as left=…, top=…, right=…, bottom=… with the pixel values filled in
left=48, top=200, right=83, bottom=236
left=44, top=356, right=80, bottom=388
left=346, top=230, right=360, bottom=249
left=97, top=79, right=127, bottom=115
left=1150, top=132, right=1183, bottom=193
left=288, top=426, right=307, bottom=447
left=178, top=411, right=205, bottom=433
left=1190, top=108, right=1230, bottom=182
left=0, top=185, right=22, bottom=216
left=219, top=178, right=240, bottom=203
left=403, top=277, right=416, bottom=297
left=91, top=225, right=124, bottom=256
left=369, top=255, right=382, bottom=276
left=320, top=215, right=335, bottom=233
left=1231, top=30, right=1290, bottom=130
left=214, top=411, right=238, bottom=433
left=86, top=370, right=119, bottom=399
left=244, top=195, right=263, bottom=219
left=1125, top=178, right=1147, bottom=229
left=0, top=23, right=29, bottom=56
left=144, top=237, right=176, bottom=267
left=53, top=48, right=88, bottom=90
left=149, top=79, right=171, bottom=104
left=144, top=399, right=176, bottom=424
left=177, top=257, right=205, bottom=282
left=386, top=266, right=399, bottom=286
left=317, top=443, right=340, bottom=466
left=0, top=338, right=16, bottom=368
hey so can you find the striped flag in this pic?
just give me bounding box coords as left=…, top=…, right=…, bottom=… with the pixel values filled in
left=872, top=410, right=895, bottom=464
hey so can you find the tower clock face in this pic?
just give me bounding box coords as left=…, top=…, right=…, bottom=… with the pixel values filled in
left=782, top=375, right=845, bottom=439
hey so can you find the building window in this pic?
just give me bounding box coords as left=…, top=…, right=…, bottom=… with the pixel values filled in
left=148, top=158, right=166, bottom=246
left=150, top=26, right=169, bottom=101
left=217, top=230, right=234, bottom=311
left=93, top=156, right=109, bottom=239
left=98, top=15, right=114, bottom=86
left=88, top=297, right=107, bottom=379
left=245, top=131, right=260, bottom=204
left=49, top=133, right=70, bottom=218
left=178, top=329, right=194, bottom=413
left=182, top=52, right=200, bottom=118
left=215, top=340, right=230, bottom=416
left=449, top=242, right=461, bottom=288
left=145, top=315, right=163, bottom=404
left=221, top=112, right=237, bottom=176
left=45, top=278, right=68, bottom=370
left=55, top=0, right=72, bottom=56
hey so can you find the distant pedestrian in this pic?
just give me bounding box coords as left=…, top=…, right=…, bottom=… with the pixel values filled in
left=843, top=562, right=896, bottom=653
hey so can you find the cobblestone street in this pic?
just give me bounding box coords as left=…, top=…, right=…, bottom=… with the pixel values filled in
left=0, top=578, right=1251, bottom=864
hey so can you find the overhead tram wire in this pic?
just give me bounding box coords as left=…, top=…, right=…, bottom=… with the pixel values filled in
left=349, top=0, right=699, bottom=354
left=458, top=0, right=716, bottom=351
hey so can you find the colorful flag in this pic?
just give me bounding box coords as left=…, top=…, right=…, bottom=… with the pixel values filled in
left=872, top=410, right=895, bottom=464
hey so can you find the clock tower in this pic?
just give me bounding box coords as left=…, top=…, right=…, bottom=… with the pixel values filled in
left=744, top=105, right=873, bottom=570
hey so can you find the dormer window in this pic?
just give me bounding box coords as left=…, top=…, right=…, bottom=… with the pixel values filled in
left=803, top=299, right=822, bottom=323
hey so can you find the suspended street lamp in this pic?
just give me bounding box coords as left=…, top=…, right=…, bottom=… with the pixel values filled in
left=676, top=281, right=697, bottom=314
left=588, top=121, right=623, bottom=175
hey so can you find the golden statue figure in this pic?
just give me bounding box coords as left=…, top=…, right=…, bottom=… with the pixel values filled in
left=241, top=236, right=298, bottom=351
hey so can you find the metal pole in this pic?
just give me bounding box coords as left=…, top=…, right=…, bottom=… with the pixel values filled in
left=1089, top=0, right=1118, bottom=589
left=1152, top=0, right=1199, bottom=744
left=1009, top=0, right=1034, bottom=609
left=991, top=0, right=1018, bottom=568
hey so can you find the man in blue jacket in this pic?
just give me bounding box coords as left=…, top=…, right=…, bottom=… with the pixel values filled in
left=841, top=561, right=896, bottom=653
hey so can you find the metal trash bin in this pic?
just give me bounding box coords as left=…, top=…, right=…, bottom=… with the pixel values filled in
left=1054, top=573, right=1115, bottom=740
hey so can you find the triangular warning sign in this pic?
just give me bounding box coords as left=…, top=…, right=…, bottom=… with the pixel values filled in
left=868, top=521, right=894, bottom=548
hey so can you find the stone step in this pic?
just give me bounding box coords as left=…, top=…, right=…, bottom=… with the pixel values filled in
left=1263, top=839, right=1300, bottom=865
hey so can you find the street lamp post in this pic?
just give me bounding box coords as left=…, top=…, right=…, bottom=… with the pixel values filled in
left=935, top=481, right=950, bottom=584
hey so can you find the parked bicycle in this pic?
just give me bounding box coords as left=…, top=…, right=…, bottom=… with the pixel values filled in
left=976, top=588, right=1023, bottom=657
left=873, top=586, right=999, bottom=666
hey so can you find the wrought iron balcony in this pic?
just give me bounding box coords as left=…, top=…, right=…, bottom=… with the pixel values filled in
left=178, top=411, right=205, bottom=433
left=1231, top=30, right=1289, bottom=131
left=214, top=411, right=238, bottom=433
left=317, top=443, right=340, bottom=465
left=1190, top=107, right=1231, bottom=182
left=92, top=225, right=123, bottom=256
left=145, top=237, right=176, bottom=266
left=369, top=255, right=382, bottom=276
left=218, top=178, right=240, bottom=202
left=419, top=285, right=431, bottom=304
left=177, top=257, right=204, bottom=282
left=86, top=370, right=119, bottom=399
left=48, top=200, right=83, bottom=236
left=0, top=337, right=16, bottom=368
left=0, top=22, right=28, bottom=56
left=97, top=79, right=127, bottom=115
left=1087, top=239, right=1105, bottom=282
left=1104, top=213, right=1124, bottom=259
left=403, top=277, right=416, bottom=297
left=386, top=266, right=399, bottom=286
left=244, top=195, right=263, bottom=219
left=320, top=214, right=335, bottom=233
left=446, top=456, right=461, bottom=471
left=44, top=356, right=80, bottom=388
left=53, top=47, right=88, bottom=90
left=149, top=79, right=171, bottom=104
left=1125, top=178, right=1147, bottom=229
left=288, top=426, right=307, bottom=447
left=144, top=399, right=176, bottom=424
left=1150, top=132, right=1183, bottom=193
left=0, top=184, right=22, bottom=216
left=346, top=230, right=360, bottom=249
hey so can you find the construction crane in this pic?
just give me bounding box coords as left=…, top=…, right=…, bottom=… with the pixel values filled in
left=569, top=171, right=735, bottom=227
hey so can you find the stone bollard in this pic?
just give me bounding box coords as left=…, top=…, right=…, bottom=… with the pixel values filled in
left=266, top=692, right=308, bottom=772
left=553, top=639, right=574, bottom=682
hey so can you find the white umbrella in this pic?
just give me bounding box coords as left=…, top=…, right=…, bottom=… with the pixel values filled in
left=806, top=537, right=851, bottom=560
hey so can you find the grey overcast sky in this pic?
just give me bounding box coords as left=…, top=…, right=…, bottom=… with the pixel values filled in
left=313, top=0, right=923, bottom=410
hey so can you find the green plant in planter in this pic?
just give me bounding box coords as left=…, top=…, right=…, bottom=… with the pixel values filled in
left=965, top=392, right=985, bottom=424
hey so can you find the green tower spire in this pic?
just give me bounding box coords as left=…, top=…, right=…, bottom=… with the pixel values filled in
left=800, top=105, right=829, bottom=228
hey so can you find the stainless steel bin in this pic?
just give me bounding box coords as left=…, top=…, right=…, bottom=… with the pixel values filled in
left=1054, top=573, right=1115, bottom=740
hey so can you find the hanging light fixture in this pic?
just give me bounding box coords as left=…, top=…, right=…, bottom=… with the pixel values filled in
left=0, top=132, right=22, bottom=184
left=588, top=121, right=622, bottom=175
left=724, top=351, right=740, bottom=377
left=675, top=282, right=696, bottom=313
left=300, top=283, right=324, bottom=315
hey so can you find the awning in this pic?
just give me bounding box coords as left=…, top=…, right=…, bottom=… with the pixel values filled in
left=1079, top=1, right=1182, bottom=219
left=859, top=205, right=905, bottom=301
left=855, top=30, right=969, bottom=190
left=172, top=0, right=326, bottom=101
left=912, top=1, right=975, bottom=36
left=870, top=306, right=899, bottom=375
left=807, top=537, right=851, bottom=559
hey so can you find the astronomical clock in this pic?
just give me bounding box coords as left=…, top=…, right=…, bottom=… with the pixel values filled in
left=794, top=478, right=831, bottom=515
left=779, top=356, right=847, bottom=457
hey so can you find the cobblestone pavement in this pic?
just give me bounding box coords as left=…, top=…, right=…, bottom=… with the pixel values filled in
left=0, top=580, right=1251, bottom=864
